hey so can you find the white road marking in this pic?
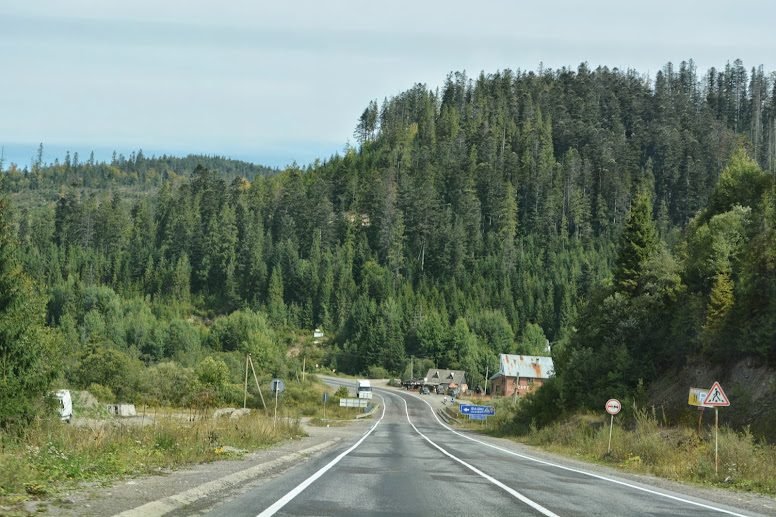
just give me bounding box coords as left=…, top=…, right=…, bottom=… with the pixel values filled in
left=255, top=395, right=386, bottom=517
left=397, top=389, right=751, bottom=517
left=392, top=392, right=560, bottom=517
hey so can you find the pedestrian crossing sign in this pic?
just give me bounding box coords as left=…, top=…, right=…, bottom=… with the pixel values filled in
left=704, top=381, right=730, bottom=406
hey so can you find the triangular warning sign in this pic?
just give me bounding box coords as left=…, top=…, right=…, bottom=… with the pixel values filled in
left=704, top=381, right=730, bottom=406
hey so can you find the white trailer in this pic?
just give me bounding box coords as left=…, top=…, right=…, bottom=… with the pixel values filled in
left=357, top=379, right=373, bottom=399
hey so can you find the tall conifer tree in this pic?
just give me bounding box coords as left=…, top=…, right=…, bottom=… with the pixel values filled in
left=613, top=190, right=657, bottom=296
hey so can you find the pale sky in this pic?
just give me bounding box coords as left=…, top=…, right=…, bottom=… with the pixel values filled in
left=1, top=0, right=774, bottom=169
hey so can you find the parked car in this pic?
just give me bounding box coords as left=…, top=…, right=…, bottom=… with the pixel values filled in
left=435, top=386, right=445, bottom=394
left=420, top=386, right=430, bottom=395
left=447, top=387, right=458, bottom=397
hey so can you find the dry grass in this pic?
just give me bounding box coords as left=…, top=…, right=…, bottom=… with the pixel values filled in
left=521, top=407, right=776, bottom=495
left=0, top=411, right=304, bottom=507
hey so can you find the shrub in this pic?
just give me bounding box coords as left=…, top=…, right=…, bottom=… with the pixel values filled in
left=86, top=383, right=115, bottom=403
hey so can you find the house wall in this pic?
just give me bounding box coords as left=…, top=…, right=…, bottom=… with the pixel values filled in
left=491, top=376, right=544, bottom=397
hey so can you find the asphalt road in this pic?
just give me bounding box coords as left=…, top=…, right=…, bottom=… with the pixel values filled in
left=205, top=381, right=767, bottom=517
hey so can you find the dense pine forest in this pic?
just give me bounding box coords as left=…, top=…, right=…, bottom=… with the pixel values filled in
left=2, top=60, right=775, bottom=430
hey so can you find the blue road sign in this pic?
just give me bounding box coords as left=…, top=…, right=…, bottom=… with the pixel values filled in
left=459, top=404, right=495, bottom=416
left=469, top=414, right=486, bottom=420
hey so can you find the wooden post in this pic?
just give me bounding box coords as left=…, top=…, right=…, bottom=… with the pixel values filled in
left=244, top=354, right=250, bottom=409
left=512, top=378, right=519, bottom=405
left=248, top=356, right=268, bottom=410
left=484, top=365, right=489, bottom=395
left=698, top=407, right=704, bottom=435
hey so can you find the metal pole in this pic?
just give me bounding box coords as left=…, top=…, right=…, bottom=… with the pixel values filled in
left=715, top=408, right=719, bottom=475
left=608, top=414, right=614, bottom=453
left=323, top=397, right=326, bottom=420
left=302, top=356, right=306, bottom=383
left=274, top=388, right=279, bottom=430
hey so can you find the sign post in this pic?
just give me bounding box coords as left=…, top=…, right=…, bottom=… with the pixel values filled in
left=322, top=392, right=328, bottom=420
left=459, top=404, right=495, bottom=419
left=702, top=381, right=730, bottom=474
left=270, top=378, right=285, bottom=429
left=605, top=399, right=621, bottom=454
left=688, top=387, right=710, bottom=435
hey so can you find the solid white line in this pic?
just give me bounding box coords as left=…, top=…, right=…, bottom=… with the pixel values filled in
left=255, top=396, right=386, bottom=517
left=397, top=389, right=750, bottom=517
left=393, top=393, right=560, bottom=517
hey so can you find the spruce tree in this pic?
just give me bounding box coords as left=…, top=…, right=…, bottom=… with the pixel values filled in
left=613, top=190, right=658, bottom=296
left=0, top=181, right=59, bottom=428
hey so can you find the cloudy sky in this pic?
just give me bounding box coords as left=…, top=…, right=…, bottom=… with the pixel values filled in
left=1, top=0, right=774, bottom=169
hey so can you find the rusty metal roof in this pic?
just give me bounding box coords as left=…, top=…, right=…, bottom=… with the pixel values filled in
left=493, top=354, right=554, bottom=379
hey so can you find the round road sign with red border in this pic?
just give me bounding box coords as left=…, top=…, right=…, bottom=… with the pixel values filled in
left=606, top=399, right=621, bottom=415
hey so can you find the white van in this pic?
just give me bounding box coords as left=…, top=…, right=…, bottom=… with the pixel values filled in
left=357, top=379, right=372, bottom=399
left=54, top=390, right=73, bottom=423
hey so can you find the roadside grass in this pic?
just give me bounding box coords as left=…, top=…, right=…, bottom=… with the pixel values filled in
left=281, top=377, right=374, bottom=421
left=0, top=411, right=304, bottom=509
left=485, top=404, right=776, bottom=495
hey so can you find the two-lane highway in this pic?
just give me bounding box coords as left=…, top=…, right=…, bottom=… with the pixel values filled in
left=206, top=383, right=767, bottom=516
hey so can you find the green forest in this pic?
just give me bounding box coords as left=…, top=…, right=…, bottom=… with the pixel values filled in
left=1, top=59, right=775, bottom=430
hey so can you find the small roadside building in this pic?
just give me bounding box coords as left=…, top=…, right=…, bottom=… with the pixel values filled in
left=489, top=354, right=554, bottom=398
left=423, top=369, right=467, bottom=393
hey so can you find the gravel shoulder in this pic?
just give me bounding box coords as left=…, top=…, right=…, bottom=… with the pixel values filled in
left=33, top=418, right=372, bottom=517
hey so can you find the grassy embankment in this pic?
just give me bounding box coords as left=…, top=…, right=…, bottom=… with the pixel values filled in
left=454, top=400, right=776, bottom=495
left=0, top=378, right=366, bottom=510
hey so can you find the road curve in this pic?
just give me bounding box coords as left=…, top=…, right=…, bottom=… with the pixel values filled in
left=205, top=381, right=768, bottom=517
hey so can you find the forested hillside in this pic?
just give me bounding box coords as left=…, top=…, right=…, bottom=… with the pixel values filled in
left=2, top=60, right=775, bottom=426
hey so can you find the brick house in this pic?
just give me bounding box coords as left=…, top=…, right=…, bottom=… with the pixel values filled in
left=489, top=354, right=554, bottom=397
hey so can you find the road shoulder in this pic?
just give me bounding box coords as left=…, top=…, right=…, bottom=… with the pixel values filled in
left=37, top=418, right=370, bottom=517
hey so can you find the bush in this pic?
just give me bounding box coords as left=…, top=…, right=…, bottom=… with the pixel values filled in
left=367, top=366, right=389, bottom=379
left=86, top=383, right=115, bottom=403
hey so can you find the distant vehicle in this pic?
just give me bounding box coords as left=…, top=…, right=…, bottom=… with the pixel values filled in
left=54, top=390, right=72, bottom=423
left=357, top=379, right=373, bottom=399
left=447, top=387, right=458, bottom=397
left=435, top=386, right=444, bottom=394
left=420, top=386, right=430, bottom=395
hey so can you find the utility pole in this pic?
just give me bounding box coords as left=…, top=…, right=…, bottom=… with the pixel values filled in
left=243, top=354, right=250, bottom=409
left=410, top=356, right=413, bottom=379
left=484, top=365, right=489, bottom=396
